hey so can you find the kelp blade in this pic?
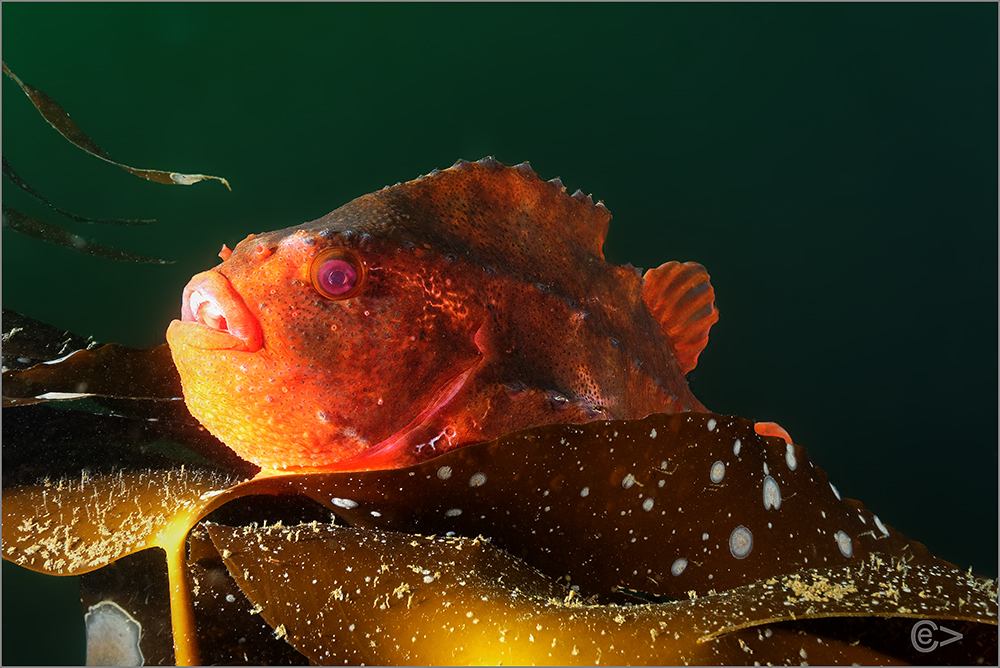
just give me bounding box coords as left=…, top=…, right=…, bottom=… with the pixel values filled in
left=2, top=468, right=239, bottom=576
left=5, top=412, right=996, bottom=602
left=2, top=412, right=997, bottom=664
left=2, top=311, right=253, bottom=475
left=2, top=342, right=183, bottom=406
left=205, top=521, right=998, bottom=665
left=2, top=308, right=100, bottom=371
left=243, top=413, right=970, bottom=602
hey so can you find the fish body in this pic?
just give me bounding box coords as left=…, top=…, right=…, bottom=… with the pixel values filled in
left=166, top=158, right=719, bottom=473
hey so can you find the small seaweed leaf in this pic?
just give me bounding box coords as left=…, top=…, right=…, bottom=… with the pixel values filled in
left=2, top=403, right=195, bottom=489
left=204, top=521, right=999, bottom=665
left=2, top=204, right=173, bottom=264
left=2, top=61, right=230, bottom=190
left=3, top=157, right=154, bottom=226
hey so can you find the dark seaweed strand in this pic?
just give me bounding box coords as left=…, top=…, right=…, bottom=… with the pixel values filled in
left=2, top=157, right=155, bottom=226
left=2, top=205, right=172, bottom=264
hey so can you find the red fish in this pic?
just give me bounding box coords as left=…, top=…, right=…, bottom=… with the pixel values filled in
left=166, top=158, right=720, bottom=475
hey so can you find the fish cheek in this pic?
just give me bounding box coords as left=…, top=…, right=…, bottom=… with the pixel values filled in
left=268, top=268, right=484, bottom=465
left=354, top=270, right=485, bottom=421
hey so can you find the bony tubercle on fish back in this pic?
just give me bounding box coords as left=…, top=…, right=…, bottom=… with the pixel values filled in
left=166, top=157, right=720, bottom=475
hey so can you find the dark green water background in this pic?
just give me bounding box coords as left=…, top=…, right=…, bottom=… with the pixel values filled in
left=3, top=3, right=997, bottom=664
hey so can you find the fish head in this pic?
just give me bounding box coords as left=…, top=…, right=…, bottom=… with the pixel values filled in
left=166, top=205, right=486, bottom=474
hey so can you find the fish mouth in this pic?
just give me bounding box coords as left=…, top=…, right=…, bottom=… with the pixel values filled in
left=167, top=270, right=263, bottom=352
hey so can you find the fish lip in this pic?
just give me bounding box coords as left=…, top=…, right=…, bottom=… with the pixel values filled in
left=168, top=270, right=263, bottom=353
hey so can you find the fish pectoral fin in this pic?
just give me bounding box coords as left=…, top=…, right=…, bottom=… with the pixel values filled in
left=641, top=261, right=719, bottom=374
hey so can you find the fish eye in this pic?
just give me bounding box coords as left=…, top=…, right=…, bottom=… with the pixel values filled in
left=310, top=247, right=366, bottom=299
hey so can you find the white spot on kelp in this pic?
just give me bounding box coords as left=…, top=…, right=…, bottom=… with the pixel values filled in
left=710, top=461, right=725, bottom=483
left=835, top=530, right=853, bottom=557
left=763, top=475, right=781, bottom=510
left=729, top=526, right=753, bottom=559
left=671, top=558, right=688, bottom=576
left=785, top=443, right=798, bottom=470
